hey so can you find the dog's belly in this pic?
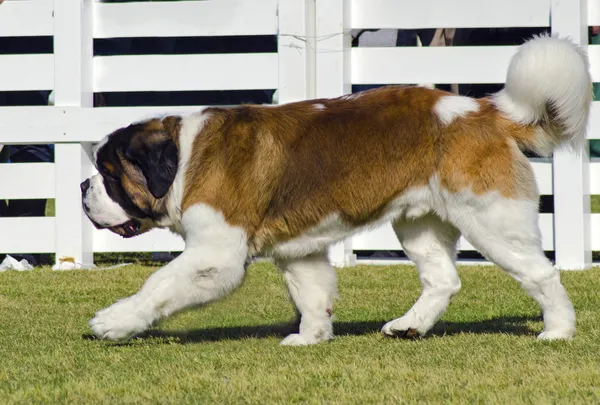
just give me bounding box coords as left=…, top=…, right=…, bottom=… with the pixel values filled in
left=270, top=186, right=435, bottom=259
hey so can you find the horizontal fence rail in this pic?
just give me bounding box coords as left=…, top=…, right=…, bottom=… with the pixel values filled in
left=351, top=46, right=518, bottom=84
left=93, top=54, right=279, bottom=92
left=93, top=0, right=279, bottom=38
left=0, top=0, right=597, bottom=269
left=350, top=0, right=552, bottom=29
left=0, top=55, right=54, bottom=91
left=0, top=0, right=54, bottom=37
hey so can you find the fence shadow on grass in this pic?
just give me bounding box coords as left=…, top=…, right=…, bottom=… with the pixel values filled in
left=103, top=314, right=540, bottom=344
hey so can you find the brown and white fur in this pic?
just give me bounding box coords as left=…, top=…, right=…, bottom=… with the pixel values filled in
left=83, top=35, right=592, bottom=345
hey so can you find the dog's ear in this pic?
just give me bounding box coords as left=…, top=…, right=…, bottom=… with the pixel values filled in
left=125, top=118, right=180, bottom=199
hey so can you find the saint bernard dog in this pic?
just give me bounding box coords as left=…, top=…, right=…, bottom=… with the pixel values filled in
left=82, top=35, right=591, bottom=345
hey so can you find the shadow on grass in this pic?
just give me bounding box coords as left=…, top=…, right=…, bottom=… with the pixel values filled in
left=85, top=314, right=540, bottom=344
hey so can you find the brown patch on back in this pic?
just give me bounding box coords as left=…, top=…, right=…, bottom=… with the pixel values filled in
left=437, top=99, right=538, bottom=200
left=182, top=86, right=444, bottom=250
left=181, top=87, right=539, bottom=253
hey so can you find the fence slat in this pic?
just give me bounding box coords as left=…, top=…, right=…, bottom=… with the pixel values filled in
left=351, top=214, right=555, bottom=252
left=589, top=160, right=600, bottom=194
left=589, top=0, right=600, bottom=25
left=588, top=101, right=600, bottom=139
left=0, top=106, right=206, bottom=144
left=93, top=0, right=278, bottom=38
left=551, top=0, right=591, bottom=270
left=591, top=214, right=600, bottom=250
left=0, top=163, right=55, bottom=199
left=316, top=0, right=354, bottom=266
left=531, top=159, right=553, bottom=195
left=93, top=229, right=184, bottom=253
left=0, top=55, right=54, bottom=91
left=586, top=45, right=600, bottom=82
left=352, top=46, right=517, bottom=85
left=93, top=54, right=278, bottom=92
left=0, top=0, right=54, bottom=37
left=277, top=0, right=313, bottom=104
left=351, top=0, right=551, bottom=29
left=0, top=218, right=55, bottom=254
left=53, top=0, right=95, bottom=265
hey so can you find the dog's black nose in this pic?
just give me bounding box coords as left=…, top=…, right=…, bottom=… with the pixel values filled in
left=80, top=179, right=91, bottom=194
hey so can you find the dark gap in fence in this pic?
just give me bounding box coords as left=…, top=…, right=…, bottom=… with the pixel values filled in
left=351, top=84, right=513, bottom=99
left=354, top=250, right=556, bottom=262
left=0, top=91, right=52, bottom=106
left=539, top=195, right=554, bottom=213
left=351, top=27, right=550, bottom=48
left=94, top=35, right=277, bottom=56
left=0, top=36, right=53, bottom=54
left=94, top=90, right=276, bottom=107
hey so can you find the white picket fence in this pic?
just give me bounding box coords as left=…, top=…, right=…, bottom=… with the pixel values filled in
left=0, top=0, right=597, bottom=269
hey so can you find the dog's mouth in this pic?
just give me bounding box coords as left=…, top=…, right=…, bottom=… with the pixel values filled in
left=109, top=219, right=142, bottom=238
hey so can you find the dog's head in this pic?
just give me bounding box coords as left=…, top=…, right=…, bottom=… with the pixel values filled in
left=81, top=116, right=181, bottom=238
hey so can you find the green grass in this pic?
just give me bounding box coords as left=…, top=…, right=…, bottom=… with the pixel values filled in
left=592, top=195, right=600, bottom=213
left=1, top=263, right=600, bottom=404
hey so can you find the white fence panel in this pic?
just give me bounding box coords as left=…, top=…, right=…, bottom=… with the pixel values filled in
left=589, top=161, right=600, bottom=193
left=352, top=47, right=517, bottom=85
left=0, top=107, right=206, bottom=144
left=591, top=214, right=600, bottom=250
left=589, top=0, right=600, bottom=25
left=586, top=45, right=600, bottom=82
left=0, top=164, right=55, bottom=199
left=0, top=0, right=596, bottom=268
left=532, top=160, right=553, bottom=195
left=0, top=55, right=54, bottom=91
left=93, top=229, right=185, bottom=253
left=93, top=54, right=278, bottom=92
left=0, top=0, right=54, bottom=37
left=350, top=0, right=551, bottom=29
left=588, top=102, right=600, bottom=139
left=353, top=214, right=555, bottom=252
left=550, top=0, right=590, bottom=270
left=0, top=218, right=55, bottom=254
left=93, top=0, right=278, bottom=38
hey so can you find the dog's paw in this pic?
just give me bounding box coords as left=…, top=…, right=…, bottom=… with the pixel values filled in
left=280, top=333, right=321, bottom=346
left=537, top=329, right=574, bottom=341
left=89, top=296, right=152, bottom=341
left=381, top=315, right=427, bottom=339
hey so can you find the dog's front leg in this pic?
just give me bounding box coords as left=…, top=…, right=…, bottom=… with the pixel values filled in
left=90, top=205, right=248, bottom=341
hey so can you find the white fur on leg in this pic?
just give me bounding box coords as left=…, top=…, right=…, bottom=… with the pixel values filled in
left=277, top=253, right=337, bottom=346
left=89, top=204, right=249, bottom=341
left=381, top=215, right=461, bottom=338
left=89, top=295, right=153, bottom=341
left=445, top=192, right=576, bottom=340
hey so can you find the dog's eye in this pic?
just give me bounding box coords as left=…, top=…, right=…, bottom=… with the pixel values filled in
left=99, top=166, right=118, bottom=180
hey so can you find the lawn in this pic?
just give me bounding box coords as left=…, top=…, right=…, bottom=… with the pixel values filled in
left=1, top=262, right=600, bottom=404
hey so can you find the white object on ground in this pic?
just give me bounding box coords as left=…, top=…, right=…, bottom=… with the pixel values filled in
left=52, top=257, right=133, bottom=271
left=52, top=258, right=96, bottom=270
left=0, top=255, right=34, bottom=271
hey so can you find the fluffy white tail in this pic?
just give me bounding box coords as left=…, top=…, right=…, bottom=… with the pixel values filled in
left=493, top=35, right=593, bottom=156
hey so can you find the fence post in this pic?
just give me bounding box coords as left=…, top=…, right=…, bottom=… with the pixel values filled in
left=315, top=0, right=351, bottom=99
left=551, top=0, right=592, bottom=270
left=314, top=0, right=355, bottom=267
left=277, top=0, right=315, bottom=104
left=53, top=0, right=95, bottom=265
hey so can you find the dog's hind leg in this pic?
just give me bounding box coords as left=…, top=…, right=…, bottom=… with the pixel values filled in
left=449, top=197, right=575, bottom=340
left=276, top=252, right=337, bottom=346
left=382, top=214, right=461, bottom=338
